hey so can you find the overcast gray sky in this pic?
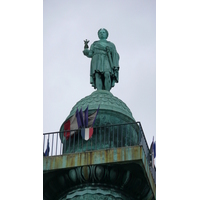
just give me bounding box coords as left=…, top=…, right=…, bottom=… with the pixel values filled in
left=2, top=1, right=200, bottom=199
left=43, top=0, right=156, bottom=147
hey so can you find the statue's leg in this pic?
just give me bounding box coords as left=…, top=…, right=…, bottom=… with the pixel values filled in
left=104, top=72, right=111, bottom=91
left=95, top=73, right=103, bottom=90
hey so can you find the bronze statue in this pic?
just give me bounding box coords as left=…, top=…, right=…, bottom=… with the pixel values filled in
left=83, top=28, right=119, bottom=91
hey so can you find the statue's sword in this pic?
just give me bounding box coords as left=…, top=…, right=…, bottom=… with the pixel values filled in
left=107, top=51, right=114, bottom=71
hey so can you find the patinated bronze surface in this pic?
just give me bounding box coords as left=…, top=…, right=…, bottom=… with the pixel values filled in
left=83, top=29, right=119, bottom=91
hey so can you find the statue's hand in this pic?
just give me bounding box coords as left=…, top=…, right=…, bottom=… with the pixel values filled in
left=83, top=49, right=89, bottom=56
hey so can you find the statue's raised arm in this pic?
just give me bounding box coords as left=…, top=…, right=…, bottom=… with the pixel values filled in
left=83, top=28, right=120, bottom=91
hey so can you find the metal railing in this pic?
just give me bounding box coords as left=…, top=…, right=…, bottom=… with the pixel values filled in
left=43, top=122, right=156, bottom=183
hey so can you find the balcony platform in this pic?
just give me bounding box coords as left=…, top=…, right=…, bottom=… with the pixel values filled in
left=43, top=146, right=156, bottom=200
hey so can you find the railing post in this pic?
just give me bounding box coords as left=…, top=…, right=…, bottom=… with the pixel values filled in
left=138, top=122, right=142, bottom=145
left=104, top=126, right=105, bottom=149
left=100, top=127, right=101, bottom=149
left=48, top=134, right=50, bottom=155
left=121, top=125, right=123, bottom=147
left=91, top=132, right=92, bottom=151
left=82, top=131, right=83, bottom=152
left=43, top=134, right=45, bottom=155
left=129, top=125, right=131, bottom=146
left=113, top=125, right=114, bottom=148
left=117, top=125, right=118, bottom=148
left=60, top=138, right=62, bottom=155
left=95, top=128, right=97, bottom=150
left=86, top=137, right=88, bottom=151
left=78, top=129, right=79, bottom=152
left=109, top=126, right=111, bottom=148
left=56, top=133, right=58, bottom=156
left=126, top=125, right=127, bottom=147
left=68, top=131, right=70, bottom=153
left=51, top=133, right=54, bottom=156
left=73, top=130, right=75, bottom=152
left=64, top=137, right=66, bottom=154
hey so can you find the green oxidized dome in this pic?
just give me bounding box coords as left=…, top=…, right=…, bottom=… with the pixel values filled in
left=66, top=90, right=135, bottom=121
left=60, top=90, right=138, bottom=147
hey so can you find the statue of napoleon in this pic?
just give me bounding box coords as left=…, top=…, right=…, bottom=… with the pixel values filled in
left=83, top=28, right=120, bottom=91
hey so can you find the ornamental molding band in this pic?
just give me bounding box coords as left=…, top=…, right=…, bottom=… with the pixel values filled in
left=43, top=163, right=154, bottom=200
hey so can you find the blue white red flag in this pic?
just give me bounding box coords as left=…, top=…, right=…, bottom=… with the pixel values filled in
left=81, top=127, right=94, bottom=140
left=76, top=109, right=82, bottom=128
left=87, top=105, right=100, bottom=127
left=79, top=108, right=85, bottom=127
left=44, top=139, right=50, bottom=156
left=80, top=105, right=99, bottom=140
left=63, top=108, right=82, bottom=140
left=150, top=137, right=156, bottom=168
left=62, top=105, right=100, bottom=141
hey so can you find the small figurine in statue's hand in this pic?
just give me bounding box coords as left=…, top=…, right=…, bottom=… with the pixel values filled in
left=84, top=39, right=90, bottom=49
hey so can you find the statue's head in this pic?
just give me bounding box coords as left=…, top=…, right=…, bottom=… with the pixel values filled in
left=98, top=28, right=109, bottom=40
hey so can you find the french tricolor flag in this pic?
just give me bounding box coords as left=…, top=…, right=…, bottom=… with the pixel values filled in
left=63, top=105, right=99, bottom=141
left=63, top=108, right=82, bottom=140
left=150, top=136, right=156, bottom=168
left=80, top=105, right=99, bottom=140
left=81, top=127, right=94, bottom=140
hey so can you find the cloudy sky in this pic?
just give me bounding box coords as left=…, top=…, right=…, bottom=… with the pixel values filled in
left=43, top=0, right=156, bottom=147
